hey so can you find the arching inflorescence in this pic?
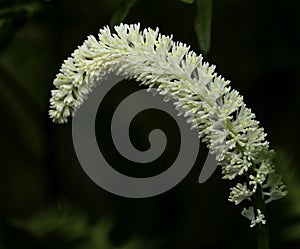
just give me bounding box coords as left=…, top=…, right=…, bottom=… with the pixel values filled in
left=49, top=23, right=287, bottom=227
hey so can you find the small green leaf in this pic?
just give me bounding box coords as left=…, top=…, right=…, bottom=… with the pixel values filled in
left=180, top=0, right=194, bottom=4
left=194, top=0, right=213, bottom=55
left=109, top=0, right=139, bottom=28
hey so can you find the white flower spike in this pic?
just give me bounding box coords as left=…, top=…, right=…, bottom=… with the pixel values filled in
left=49, top=23, right=287, bottom=227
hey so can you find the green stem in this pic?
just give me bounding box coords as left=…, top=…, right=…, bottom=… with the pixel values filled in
left=244, top=160, right=270, bottom=249
left=225, top=118, right=270, bottom=249
left=252, top=182, right=270, bottom=249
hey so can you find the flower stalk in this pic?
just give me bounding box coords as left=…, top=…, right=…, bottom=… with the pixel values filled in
left=253, top=186, right=270, bottom=249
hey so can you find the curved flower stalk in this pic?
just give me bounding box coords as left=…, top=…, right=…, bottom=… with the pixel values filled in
left=49, top=24, right=287, bottom=230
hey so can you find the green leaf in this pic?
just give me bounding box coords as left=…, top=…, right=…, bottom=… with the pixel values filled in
left=109, top=0, right=139, bottom=28
left=180, top=0, right=194, bottom=4
left=194, top=0, right=213, bottom=55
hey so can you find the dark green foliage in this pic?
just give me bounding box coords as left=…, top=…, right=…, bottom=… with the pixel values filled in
left=12, top=204, right=142, bottom=249
left=180, top=0, right=194, bottom=4
left=0, top=0, right=299, bottom=249
left=181, top=0, right=213, bottom=55
left=110, top=0, right=139, bottom=28
left=273, top=150, right=300, bottom=244
left=194, top=0, right=212, bottom=55
left=0, top=1, right=42, bottom=52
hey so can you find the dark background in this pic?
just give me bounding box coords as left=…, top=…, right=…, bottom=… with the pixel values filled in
left=0, top=0, right=299, bottom=248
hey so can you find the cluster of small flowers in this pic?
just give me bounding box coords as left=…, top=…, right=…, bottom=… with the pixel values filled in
left=242, top=207, right=266, bottom=228
left=49, top=23, right=287, bottom=226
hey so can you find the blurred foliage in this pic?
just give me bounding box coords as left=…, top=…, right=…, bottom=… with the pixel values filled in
left=180, top=0, right=194, bottom=4
left=12, top=204, right=142, bottom=249
left=0, top=1, right=42, bottom=52
left=194, top=0, right=212, bottom=55
left=180, top=0, right=212, bottom=54
left=0, top=0, right=299, bottom=249
left=273, top=150, right=300, bottom=244
left=109, top=0, right=139, bottom=28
